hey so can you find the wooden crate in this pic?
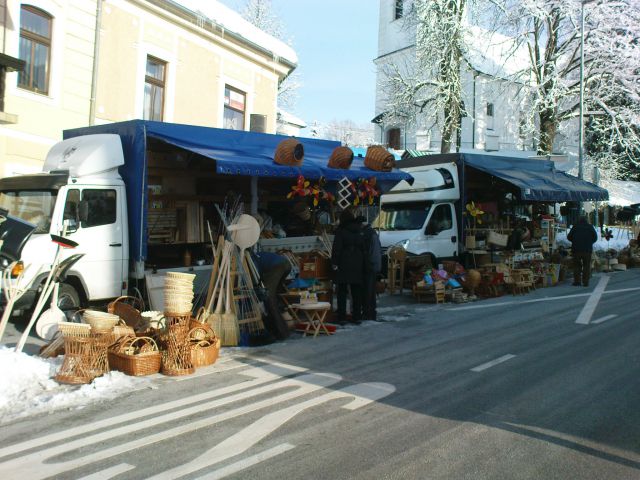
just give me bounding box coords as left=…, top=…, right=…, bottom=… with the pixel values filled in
left=299, top=254, right=331, bottom=279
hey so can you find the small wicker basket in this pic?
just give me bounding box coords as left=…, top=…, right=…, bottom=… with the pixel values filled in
left=364, top=146, right=395, bottom=172
left=190, top=338, right=221, bottom=367
left=274, top=138, right=304, bottom=166
left=108, top=336, right=161, bottom=376
left=328, top=146, right=354, bottom=169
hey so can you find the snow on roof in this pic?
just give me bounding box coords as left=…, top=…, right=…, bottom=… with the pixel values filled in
left=169, top=0, right=298, bottom=66
left=277, top=109, right=307, bottom=128
left=464, top=25, right=530, bottom=79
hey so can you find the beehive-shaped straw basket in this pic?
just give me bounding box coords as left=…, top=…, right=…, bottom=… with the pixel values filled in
left=274, top=138, right=304, bottom=166
left=328, top=146, right=354, bottom=169
left=364, top=146, right=395, bottom=172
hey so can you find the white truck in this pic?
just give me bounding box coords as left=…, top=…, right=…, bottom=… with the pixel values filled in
left=0, top=134, right=130, bottom=312
left=377, top=162, right=459, bottom=267
left=377, top=152, right=609, bottom=267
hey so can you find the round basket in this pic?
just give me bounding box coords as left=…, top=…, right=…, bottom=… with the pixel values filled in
left=82, top=311, right=120, bottom=331
left=328, top=146, right=354, bottom=169
left=364, top=146, right=395, bottom=172
left=274, top=138, right=304, bottom=166
left=107, top=336, right=161, bottom=376
left=107, top=296, right=144, bottom=329
left=190, top=338, right=221, bottom=367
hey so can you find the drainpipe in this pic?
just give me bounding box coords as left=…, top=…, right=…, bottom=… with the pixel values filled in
left=89, top=0, right=103, bottom=126
left=471, top=70, right=478, bottom=150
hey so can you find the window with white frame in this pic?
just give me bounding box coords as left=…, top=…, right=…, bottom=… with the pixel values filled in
left=18, top=5, right=52, bottom=94
left=144, top=56, right=166, bottom=121
left=224, top=85, right=246, bottom=130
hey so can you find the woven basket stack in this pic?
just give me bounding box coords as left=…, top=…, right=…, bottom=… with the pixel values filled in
left=164, top=272, right=195, bottom=315
left=364, top=146, right=395, bottom=172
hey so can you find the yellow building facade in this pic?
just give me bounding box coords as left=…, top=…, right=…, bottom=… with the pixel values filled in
left=0, top=0, right=296, bottom=176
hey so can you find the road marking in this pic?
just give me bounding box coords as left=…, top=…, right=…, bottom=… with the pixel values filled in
left=0, top=362, right=304, bottom=459
left=0, top=372, right=341, bottom=479
left=471, top=354, right=516, bottom=372
left=576, top=276, right=610, bottom=325
left=77, top=463, right=136, bottom=480
left=592, top=314, right=618, bottom=325
left=449, top=284, right=640, bottom=312
left=195, top=443, right=295, bottom=480
left=148, top=382, right=395, bottom=480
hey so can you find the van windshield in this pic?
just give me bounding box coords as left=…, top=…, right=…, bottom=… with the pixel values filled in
left=374, top=201, right=432, bottom=231
left=0, top=190, right=57, bottom=234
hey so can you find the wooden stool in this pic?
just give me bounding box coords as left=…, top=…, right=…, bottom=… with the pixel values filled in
left=387, top=246, right=407, bottom=295
left=291, top=302, right=332, bottom=337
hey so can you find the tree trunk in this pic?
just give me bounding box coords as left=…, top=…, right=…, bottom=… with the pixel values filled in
left=538, top=107, right=557, bottom=155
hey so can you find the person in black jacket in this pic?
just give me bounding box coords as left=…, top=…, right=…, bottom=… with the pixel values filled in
left=331, top=207, right=365, bottom=325
left=567, top=216, right=598, bottom=287
left=356, top=215, right=382, bottom=321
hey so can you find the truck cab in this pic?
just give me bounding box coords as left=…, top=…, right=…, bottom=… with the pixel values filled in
left=377, top=163, right=460, bottom=264
left=0, top=135, right=129, bottom=310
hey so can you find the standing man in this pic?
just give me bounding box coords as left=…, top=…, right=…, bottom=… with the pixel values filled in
left=331, top=207, right=365, bottom=325
left=567, top=216, right=598, bottom=287
left=357, top=215, right=381, bottom=321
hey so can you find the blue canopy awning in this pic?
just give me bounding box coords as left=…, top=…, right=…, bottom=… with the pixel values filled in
left=462, top=154, right=609, bottom=202
left=399, top=152, right=608, bottom=202
left=63, top=120, right=412, bottom=262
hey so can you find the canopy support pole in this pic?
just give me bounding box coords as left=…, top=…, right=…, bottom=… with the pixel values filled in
left=250, top=176, right=258, bottom=215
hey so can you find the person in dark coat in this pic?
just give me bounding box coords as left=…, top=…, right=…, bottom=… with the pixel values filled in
left=253, top=251, right=291, bottom=340
left=567, top=216, right=598, bottom=287
left=356, top=215, right=382, bottom=321
left=331, top=207, right=365, bottom=325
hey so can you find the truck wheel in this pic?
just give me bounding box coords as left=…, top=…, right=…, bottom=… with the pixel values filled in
left=57, top=283, right=81, bottom=311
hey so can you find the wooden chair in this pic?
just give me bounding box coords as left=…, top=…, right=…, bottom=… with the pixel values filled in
left=387, top=246, right=407, bottom=295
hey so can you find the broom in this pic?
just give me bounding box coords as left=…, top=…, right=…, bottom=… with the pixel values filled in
left=206, top=241, right=231, bottom=335
left=219, top=244, right=239, bottom=346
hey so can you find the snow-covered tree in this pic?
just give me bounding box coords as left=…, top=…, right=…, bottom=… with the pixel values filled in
left=383, top=0, right=469, bottom=153
left=312, top=120, right=375, bottom=147
left=239, top=0, right=301, bottom=109
left=480, top=0, right=640, bottom=179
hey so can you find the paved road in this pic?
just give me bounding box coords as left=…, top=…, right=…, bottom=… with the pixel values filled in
left=1, top=270, right=639, bottom=479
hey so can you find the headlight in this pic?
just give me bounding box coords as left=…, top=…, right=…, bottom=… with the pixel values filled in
left=11, top=261, right=24, bottom=278
left=401, top=239, right=411, bottom=250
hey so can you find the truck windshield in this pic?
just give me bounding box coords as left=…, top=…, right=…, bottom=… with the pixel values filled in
left=374, top=201, right=432, bottom=231
left=0, top=191, right=57, bottom=234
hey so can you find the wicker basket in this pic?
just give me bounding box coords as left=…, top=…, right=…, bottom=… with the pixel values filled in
left=274, top=138, right=304, bottom=166
left=328, top=146, right=354, bottom=169
left=188, top=321, right=215, bottom=341
left=190, top=338, right=221, bottom=367
left=107, top=296, right=145, bottom=329
left=108, top=336, right=161, bottom=376
left=364, top=146, right=395, bottom=172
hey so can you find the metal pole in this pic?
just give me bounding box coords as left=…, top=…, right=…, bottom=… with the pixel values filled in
left=578, top=0, right=586, bottom=181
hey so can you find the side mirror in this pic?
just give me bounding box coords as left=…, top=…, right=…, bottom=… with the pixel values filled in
left=78, top=200, right=89, bottom=224
left=63, top=218, right=78, bottom=234
left=425, top=223, right=437, bottom=236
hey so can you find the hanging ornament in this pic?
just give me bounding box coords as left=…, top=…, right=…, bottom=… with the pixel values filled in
left=337, top=177, right=353, bottom=210
left=286, top=175, right=311, bottom=199
left=309, top=177, right=335, bottom=207
left=465, top=201, right=485, bottom=227
left=358, top=177, right=380, bottom=205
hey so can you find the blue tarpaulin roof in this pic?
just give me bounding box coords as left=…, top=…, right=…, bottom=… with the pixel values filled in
left=399, top=153, right=609, bottom=202
left=64, top=120, right=411, bottom=261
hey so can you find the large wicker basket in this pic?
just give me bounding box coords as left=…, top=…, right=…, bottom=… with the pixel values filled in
left=328, top=146, right=354, bottom=169
left=274, top=138, right=304, bottom=166
left=108, top=336, right=161, bottom=376
left=364, top=146, right=395, bottom=172
left=107, top=296, right=145, bottom=329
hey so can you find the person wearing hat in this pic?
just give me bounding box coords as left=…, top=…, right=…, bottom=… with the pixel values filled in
left=286, top=201, right=313, bottom=237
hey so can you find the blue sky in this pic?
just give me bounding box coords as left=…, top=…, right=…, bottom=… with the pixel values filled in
left=220, top=0, right=380, bottom=127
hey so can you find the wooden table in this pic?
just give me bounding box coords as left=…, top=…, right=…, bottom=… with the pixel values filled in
left=290, top=301, right=332, bottom=337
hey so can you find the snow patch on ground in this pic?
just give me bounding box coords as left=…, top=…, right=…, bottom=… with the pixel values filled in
left=556, top=226, right=635, bottom=253
left=0, top=346, right=149, bottom=425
